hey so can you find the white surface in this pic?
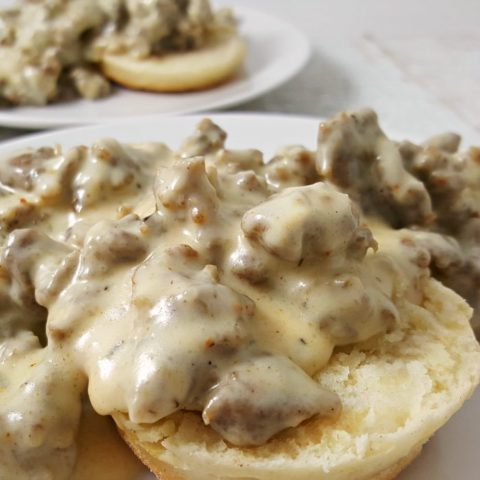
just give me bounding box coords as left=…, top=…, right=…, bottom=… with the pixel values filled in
left=234, top=0, right=480, bottom=147
left=0, top=4, right=310, bottom=128
left=0, top=113, right=478, bottom=480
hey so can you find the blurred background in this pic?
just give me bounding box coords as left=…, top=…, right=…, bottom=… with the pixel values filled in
left=236, top=0, right=480, bottom=144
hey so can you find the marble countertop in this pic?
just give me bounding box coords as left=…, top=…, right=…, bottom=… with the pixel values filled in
left=236, top=0, right=480, bottom=146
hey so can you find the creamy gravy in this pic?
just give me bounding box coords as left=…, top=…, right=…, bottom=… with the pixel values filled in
left=0, top=0, right=235, bottom=105
left=0, top=110, right=478, bottom=479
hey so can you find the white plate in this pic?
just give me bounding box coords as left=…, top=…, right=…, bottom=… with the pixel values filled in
left=0, top=114, right=477, bottom=480
left=0, top=3, right=310, bottom=129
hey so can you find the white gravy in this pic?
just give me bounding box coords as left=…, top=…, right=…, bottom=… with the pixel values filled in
left=0, top=111, right=478, bottom=479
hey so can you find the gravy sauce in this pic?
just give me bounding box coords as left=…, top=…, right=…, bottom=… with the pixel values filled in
left=0, top=111, right=478, bottom=479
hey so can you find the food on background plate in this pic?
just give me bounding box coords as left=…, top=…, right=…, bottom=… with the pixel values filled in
left=0, top=109, right=479, bottom=480
left=0, top=0, right=245, bottom=106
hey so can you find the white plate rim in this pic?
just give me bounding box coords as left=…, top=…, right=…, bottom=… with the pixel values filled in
left=0, top=5, right=311, bottom=129
left=0, top=112, right=321, bottom=154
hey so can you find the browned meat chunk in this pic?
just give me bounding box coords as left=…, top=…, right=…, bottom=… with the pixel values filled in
left=265, top=145, right=319, bottom=191
left=179, top=119, right=227, bottom=157
left=79, top=215, right=147, bottom=277
left=0, top=147, right=57, bottom=191
left=1, top=228, right=77, bottom=309
left=203, top=355, right=340, bottom=446
left=241, top=183, right=376, bottom=263
left=317, top=109, right=433, bottom=227
left=71, top=140, right=150, bottom=212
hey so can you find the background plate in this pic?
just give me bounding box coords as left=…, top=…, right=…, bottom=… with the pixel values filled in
left=0, top=114, right=477, bottom=480
left=0, top=2, right=310, bottom=129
